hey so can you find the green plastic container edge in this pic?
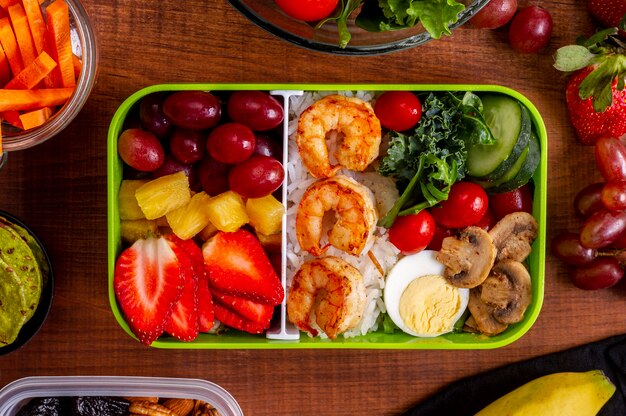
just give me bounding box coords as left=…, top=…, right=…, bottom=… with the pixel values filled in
left=107, top=83, right=547, bottom=350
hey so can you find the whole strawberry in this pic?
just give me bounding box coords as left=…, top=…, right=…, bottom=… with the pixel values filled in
left=588, top=0, right=626, bottom=32
left=555, top=28, right=626, bottom=145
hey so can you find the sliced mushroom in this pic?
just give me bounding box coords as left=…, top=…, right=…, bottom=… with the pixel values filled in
left=436, top=226, right=497, bottom=289
left=468, top=287, right=508, bottom=336
left=480, top=260, right=532, bottom=324
left=489, top=212, right=538, bottom=262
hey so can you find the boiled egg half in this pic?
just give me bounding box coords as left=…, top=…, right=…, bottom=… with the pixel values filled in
left=384, top=250, right=469, bottom=337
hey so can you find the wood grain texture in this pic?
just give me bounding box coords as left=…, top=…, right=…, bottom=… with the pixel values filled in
left=0, top=1, right=625, bottom=415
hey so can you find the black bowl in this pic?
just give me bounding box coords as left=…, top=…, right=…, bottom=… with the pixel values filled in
left=0, top=211, right=54, bottom=356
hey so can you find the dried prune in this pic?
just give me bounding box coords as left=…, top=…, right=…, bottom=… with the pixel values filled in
left=17, top=397, right=71, bottom=416
left=72, top=397, right=130, bottom=416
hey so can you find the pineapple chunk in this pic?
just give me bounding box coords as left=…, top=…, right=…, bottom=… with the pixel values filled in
left=166, top=192, right=212, bottom=240
left=256, top=232, right=282, bottom=253
left=135, top=171, right=191, bottom=220
left=205, top=191, right=249, bottom=232
left=246, top=194, right=284, bottom=236
left=121, top=219, right=158, bottom=244
left=198, top=221, right=219, bottom=241
left=118, top=179, right=149, bottom=220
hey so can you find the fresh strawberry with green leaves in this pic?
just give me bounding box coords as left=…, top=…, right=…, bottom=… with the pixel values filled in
left=114, top=236, right=184, bottom=345
left=177, top=237, right=214, bottom=333
left=164, top=235, right=199, bottom=341
left=554, top=26, right=626, bottom=145
left=588, top=0, right=626, bottom=35
left=202, top=229, right=284, bottom=305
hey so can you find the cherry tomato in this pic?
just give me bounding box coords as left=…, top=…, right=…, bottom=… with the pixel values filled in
left=489, top=184, right=533, bottom=220
left=426, top=223, right=453, bottom=251
left=389, top=210, right=435, bottom=255
left=275, top=0, right=339, bottom=22
left=374, top=91, right=422, bottom=132
left=431, top=182, right=488, bottom=229
left=474, top=207, right=497, bottom=230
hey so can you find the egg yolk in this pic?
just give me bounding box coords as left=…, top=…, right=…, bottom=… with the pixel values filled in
left=399, top=274, right=463, bottom=335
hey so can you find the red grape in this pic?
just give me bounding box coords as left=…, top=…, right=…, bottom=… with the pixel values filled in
left=569, top=257, right=624, bottom=290
left=552, top=232, right=597, bottom=265
left=253, top=134, right=283, bottom=160
left=595, top=137, right=626, bottom=181
left=163, top=91, right=221, bottom=130
left=508, top=6, right=552, bottom=53
left=470, top=0, right=518, bottom=29
left=574, top=182, right=605, bottom=217
left=474, top=207, right=497, bottom=230
left=229, top=155, right=284, bottom=198
left=227, top=91, right=284, bottom=131
left=207, top=123, right=256, bottom=164
left=170, top=128, right=206, bottom=164
left=139, top=93, right=174, bottom=140
left=152, top=155, right=199, bottom=191
left=601, top=180, right=626, bottom=211
left=426, top=223, right=453, bottom=251
left=580, top=209, right=626, bottom=249
left=118, top=128, right=165, bottom=172
left=198, top=156, right=231, bottom=196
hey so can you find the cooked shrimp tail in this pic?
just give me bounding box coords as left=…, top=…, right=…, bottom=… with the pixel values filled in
left=296, top=94, right=382, bottom=178
left=287, top=256, right=366, bottom=339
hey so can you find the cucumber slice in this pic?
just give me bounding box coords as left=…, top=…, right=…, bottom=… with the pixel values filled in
left=479, top=143, right=530, bottom=190
left=466, top=95, right=531, bottom=179
left=487, top=130, right=540, bottom=194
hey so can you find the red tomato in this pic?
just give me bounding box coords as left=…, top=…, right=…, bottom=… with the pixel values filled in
left=489, top=184, right=533, bottom=220
left=431, top=182, right=488, bottom=228
left=473, top=207, right=497, bottom=230
left=374, top=91, right=422, bottom=131
left=426, top=223, right=453, bottom=251
left=274, top=0, right=339, bottom=22
left=389, top=210, right=435, bottom=255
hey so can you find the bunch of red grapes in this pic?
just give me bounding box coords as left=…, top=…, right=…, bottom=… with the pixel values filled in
left=552, top=137, right=626, bottom=290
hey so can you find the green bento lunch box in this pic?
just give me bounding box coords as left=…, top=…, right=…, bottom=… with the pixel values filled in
left=107, top=84, right=547, bottom=349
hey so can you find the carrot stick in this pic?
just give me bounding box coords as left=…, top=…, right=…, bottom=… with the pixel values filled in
left=0, top=46, right=11, bottom=86
left=5, top=51, right=56, bottom=89
left=45, top=0, right=74, bottom=88
left=2, top=110, right=22, bottom=128
left=0, top=87, right=73, bottom=111
left=72, top=53, right=81, bottom=77
left=22, top=0, right=48, bottom=55
left=8, top=3, right=36, bottom=67
left=19, top=106, right=51, bottom=129
left=0, top=17, right=22, bottom=76
left=0, top=0, right=19, bottom=9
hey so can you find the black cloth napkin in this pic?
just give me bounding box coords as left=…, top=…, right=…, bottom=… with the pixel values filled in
left=404, top=334, right=626, bottom=416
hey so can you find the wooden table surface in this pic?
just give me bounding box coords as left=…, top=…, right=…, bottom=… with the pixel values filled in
left=0, top=1, right=625, bottom=414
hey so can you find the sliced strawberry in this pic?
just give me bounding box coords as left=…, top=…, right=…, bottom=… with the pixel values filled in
left=202, top=229, right=284, bottom=305
left=114, top=237, right=184, bottom=345
left=177, top=237, right=214, bottom=333
left=213, top=290, right=274, bottom=326
left=213, top=301, right=270, bottom=334
left=164, top=235, right=199, bottom=341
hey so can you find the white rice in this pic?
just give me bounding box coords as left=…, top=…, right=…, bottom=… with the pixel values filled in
left=286, top=91, right=401, bottom=338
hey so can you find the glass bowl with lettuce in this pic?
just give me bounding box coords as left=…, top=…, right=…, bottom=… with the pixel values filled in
left=227, top=0, right=491, bottom=55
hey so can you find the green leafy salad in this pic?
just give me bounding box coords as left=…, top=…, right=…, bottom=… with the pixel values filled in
left=377, top=92, right=495, bottom=228
left=320, top=0, right=466, bottom=48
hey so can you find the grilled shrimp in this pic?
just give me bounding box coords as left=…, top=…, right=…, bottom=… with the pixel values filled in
left=296, top=94, right=382, bottom=178
left=287, top=256, right=366, bottom=339
left=296, top=175, right=377, bottom=256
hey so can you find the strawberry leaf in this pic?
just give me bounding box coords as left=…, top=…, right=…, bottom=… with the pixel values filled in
left=554, top=45, right=597, bottom=72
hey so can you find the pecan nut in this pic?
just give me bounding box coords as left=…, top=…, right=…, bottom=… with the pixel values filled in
left=129, top=401, right=177, bottom=416
left=163, top=398, right=195, bottom=416
left=192, top=400, right=221, bottom=416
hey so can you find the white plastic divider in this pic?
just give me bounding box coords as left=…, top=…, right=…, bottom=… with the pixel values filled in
left=266, top=89, right=303, bottom=341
